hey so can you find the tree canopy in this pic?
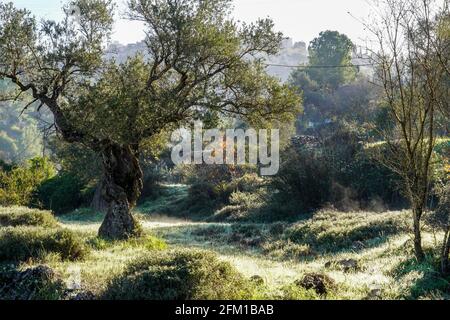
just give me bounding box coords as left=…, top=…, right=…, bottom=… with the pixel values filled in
left=306, top=30, right=357, bottom=90
left=0, top=0, right=301, bottom=239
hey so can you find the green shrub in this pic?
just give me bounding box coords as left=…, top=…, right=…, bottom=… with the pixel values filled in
left=183, top=164, right=259, bottom=215
left=0, top=227, right=88, bottom=262
left=210, top=189, right=268, bottom=222
left=186, top=182, right=220, bottom=214
left=0, top=207, right=58, bottom=228
left=349, top=145, right=405, bottom=207
left=139, top=167, right=164, bottom=201
left=271, top=146, right=331, bottom=214
left=0, top=157, right=55, bottom=206
left=34, top=173, right=86, bottom=214
left=124, top=235, right=168, bottom=251
left=103, top=249, right=253, bottom=300
left=277, top=283, right=321, bottom=300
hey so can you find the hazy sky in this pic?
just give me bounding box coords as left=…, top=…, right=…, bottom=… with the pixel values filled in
left=11, top=0, right=371, bottom=46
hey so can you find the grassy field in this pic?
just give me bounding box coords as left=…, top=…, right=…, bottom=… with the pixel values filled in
left=1, top=187, right=449, bottom=300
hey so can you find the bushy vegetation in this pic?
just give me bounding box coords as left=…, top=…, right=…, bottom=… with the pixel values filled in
left=271, top=144, right=331, bottom=215
left=34, top=173, right=89, bottom=214
left=0, top=0, right=448, bottom=302
left=0, top=227, right=88, bottom=262
left=0, top=207, right=58, bottom=228
left=0, top=265, right=66, bottom=300
left=103, top=249, right=253, bottom=300
left=0, top=157, right=55, bottom=207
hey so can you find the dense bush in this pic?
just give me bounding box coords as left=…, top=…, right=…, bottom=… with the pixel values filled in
left=211, top=189, right=268, bottom=222
left=0, top=207, right=58, bottom=228
left=183, top=164, right=258, bottom=208
left=0, top=227, right=88, bottom=262
left=185, top=181, right=221, bottom=214
left=348, top=147, right=405, bottom=207
left=0, top=265, right=65, bottom=300
left=34, top=173, right=87, bottom=214
left=139, top=167, right=164, bottom=201
left=271, top=145, right=331, bottom=214
left=269, top=125, right=410, bottom=216
left=0, top=157, right=55, bottom=206
left=103, top=249, right=253, bottom=300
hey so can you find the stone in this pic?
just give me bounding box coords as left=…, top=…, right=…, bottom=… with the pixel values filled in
left=365, top=288, right=382, bottom=300
left=337, top=259, right=359, bottom=272
left=295, top=273, right=336, bottom=295
left=325, top=259, right=359, bottom=272
left=250, top=275, right=265, bottom=286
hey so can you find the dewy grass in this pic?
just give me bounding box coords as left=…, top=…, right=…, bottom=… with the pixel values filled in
left=0, top=226, right=88, bottom=262
left=1, top=205, right=448, bottom=300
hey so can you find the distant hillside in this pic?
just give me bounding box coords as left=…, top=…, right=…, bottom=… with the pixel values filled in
left=106, top=38, right=373, bottom=83
left=105, top=38, right=309, bottom=82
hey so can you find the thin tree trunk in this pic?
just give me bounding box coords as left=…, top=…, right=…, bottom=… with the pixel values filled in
left=413, top=206, right=425, bottom=262
left=98, top=143, right=143, bottom=240
left=441, top=228, right=450, bottom=275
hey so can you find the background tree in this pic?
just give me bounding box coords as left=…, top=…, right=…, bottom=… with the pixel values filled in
left=0, top=0, right=300, bottom=239
left=306, top=31, right=357, bottom=91
left=0, top=80, right=44, bottom=162
left=368, top=0, right=449, bottom=261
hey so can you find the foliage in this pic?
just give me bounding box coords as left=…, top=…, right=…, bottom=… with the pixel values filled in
left=289, top=73, right=377, bottom=133
left=0, top=227, right=88, bottom=262
left=47, top=139, right=101, bottom=186
left=210, top=188, right=268, bottom=222
left=0, top=206, right=58, bottom=228
left=306, top=30, right=357, bottom=90
left=183, top=164, right=261, bottom=215
left=0, top=157, right=55, bottom=206
left=270, top=145, right=331, bottom=214
left=34, top=173, right=87, bottom=214
left=103, top=249, right=253, bottom=300
left=1, top=0, right=301, bottom=239
left=0, top=265, right=66, bottom=300
left=369, top=0, right=449, bottom=261
left=0, top=80, right=44, bottom=163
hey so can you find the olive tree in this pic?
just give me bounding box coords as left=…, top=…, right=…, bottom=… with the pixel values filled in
left=0, top=0, right=300, bottom=239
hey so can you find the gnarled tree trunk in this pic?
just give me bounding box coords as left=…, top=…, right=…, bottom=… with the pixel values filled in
left=91, top=178, right=109, bottom=213
left=98, top=143, right=143, bottom=240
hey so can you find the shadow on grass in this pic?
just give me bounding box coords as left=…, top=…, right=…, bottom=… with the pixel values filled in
left=288, top=219, right=403, bottom=254
left=392, top=253, right=450, bottom=299
left=153, top=222, right=318, bottom=263
left=136, top=185, right=212, bottom=220
left=59, top=208, right=105, bottom=224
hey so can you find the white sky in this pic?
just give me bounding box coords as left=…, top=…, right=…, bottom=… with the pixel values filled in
left=11, top=0, right=371, bottom=46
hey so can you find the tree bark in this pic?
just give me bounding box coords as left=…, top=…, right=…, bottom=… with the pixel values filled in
left=412, top=206, right=425, bottom=262
left=91, top=179, right=109, bottom=213
left=441, top=228, right=450, bottom=275
left=98, top=143, right=143, bottom=240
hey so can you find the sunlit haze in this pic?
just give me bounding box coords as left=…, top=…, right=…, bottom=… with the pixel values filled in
left=11, top=0, right=371, bottom=46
